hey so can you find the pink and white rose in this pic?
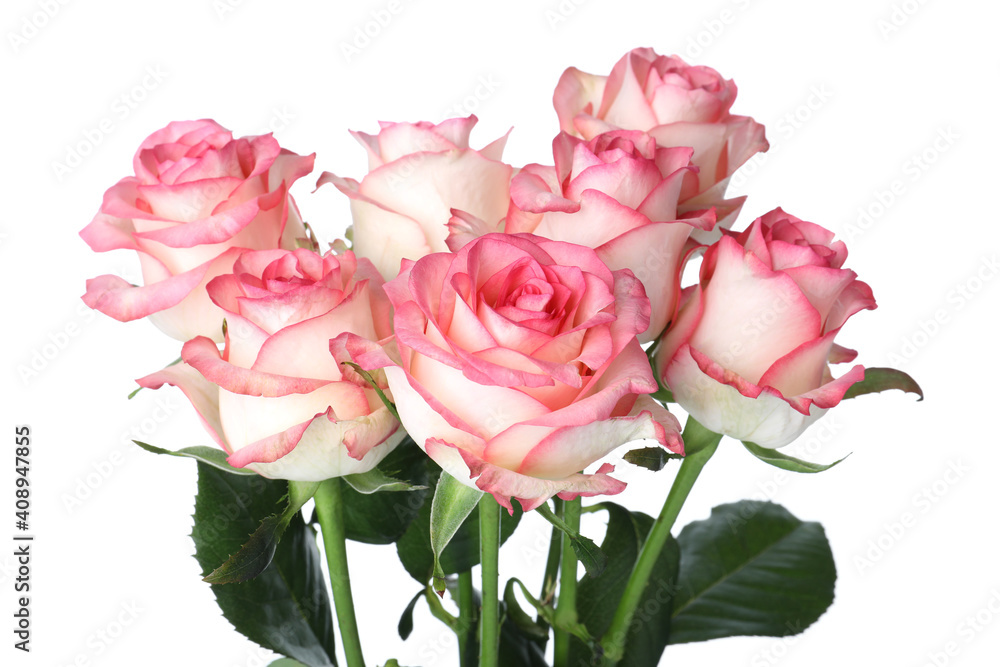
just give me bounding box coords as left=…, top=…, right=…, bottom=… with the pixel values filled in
left=335, top=233, right=683, bottom=512
left=80, top=119, right=314, bottom=342
left=488, top=129, right=715, bottom=343
left=137, top=248, right=403, bottom=481
left=553, top=48, right=768, bottom=229
left=317, top=115, right=513, bottom=281
left=654, top=209, right=877, bottom=448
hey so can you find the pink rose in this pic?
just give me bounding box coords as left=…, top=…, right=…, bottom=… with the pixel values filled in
left=334, top=233, right=683, bottom=512
left=492, top=129, right=715, bottom=343
left=80, top=119, right=315, bottom=341
left=654, top=209, right=877, bottom=447
left=317, top=115, right=513, bottom=281
left=137, top=248, right=403, bottom=481
left=553, top=48, right=768, bottom=228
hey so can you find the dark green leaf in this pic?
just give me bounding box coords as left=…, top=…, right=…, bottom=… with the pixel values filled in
left=503, top=579, right=553, bottom=640
left=536, top=502, right=608, bottom=578
left=269, top=660, right=309, bottom=666
left=843, top=367, right=923, bottom=401
left=396, top=474, right=522, bottom=584
left=340, top=437, right=433, bottom=544
left=669, top=501, right=836, bottom=644
left=203, top=514, right=282, bottom=584
left=499, top=581, right=550, bottom=667
left=203, top=481, right=319, bottom=584
left=133, top=440, right=256, bottom=475
left=569, top=534, right=608, bottom=579
left=742, top=440, right=847, bottom=473
left=192, top=462, right=337, bottom=666
left=623, top=446, right=680, bottom=471
left=398, top=589, right=425, bottom=640
left=499, top=607, right=550, bottom=667
left=568, top=503, right=679, bottom=667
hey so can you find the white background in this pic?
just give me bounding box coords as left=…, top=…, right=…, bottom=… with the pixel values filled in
left=2, top=0, right=998, bottom=665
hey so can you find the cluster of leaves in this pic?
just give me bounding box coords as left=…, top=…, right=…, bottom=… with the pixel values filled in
left=136, top=367, right=921, bottom=666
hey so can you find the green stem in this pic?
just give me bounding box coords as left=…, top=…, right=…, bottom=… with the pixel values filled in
left=598, top=418, right=722, bottom=663
left=479, top=495, right=501, bottom=667
left=538, top=499, right=564, bottom=621
left=314, top=478, right=367, bottom=667
left=457, top=570, right=477, bottom=667
left=553, top=497, right=581, bottom=667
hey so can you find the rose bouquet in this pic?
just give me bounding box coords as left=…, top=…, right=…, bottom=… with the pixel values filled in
left=81, top=48, right=921, bottom=667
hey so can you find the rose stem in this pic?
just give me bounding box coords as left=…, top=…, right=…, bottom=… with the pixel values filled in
left=457, top=570, right=477, bottom=666
left=598, top=417, right=722, bottom=664
left=553, top=496, right=582, bottom=667
left=314, top=478, right=367, bottom=667
left=478, top=493, right=502, bottom=667
left=538, top=498, right=564, bottom=629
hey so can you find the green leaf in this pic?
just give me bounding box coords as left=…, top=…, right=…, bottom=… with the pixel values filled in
left=133, top=440, right=256, bottom=475
left=340, top=437, right=433, bottom=545
left=342, top=467, right=426, bottom=494
left=397, top=589, right=425, bottom=640
left=192, top=462, right=337, bottom=666
left=269, top=660, right=310, bottom=666
left=536, top=502, right=608, bottom=578
left=568, top=503, right=679, bottom=667
left=669, top=500, right=836, bottom=644
left=203, top=514, right=283, bottom=584
left=843, top=367, right=923, bottom=401
left=623, top=446, right=681, bottom=471
left=503, top=579, right=554, bottom=640
left=499, top=602, right=551, bottom=667
left=430, top=473, right=484, bottom=593
left=395, top=473, right=522, bottom=584
left=742, top=440, right=847, bottom=473
left=203, top=481, right=320, bottom=584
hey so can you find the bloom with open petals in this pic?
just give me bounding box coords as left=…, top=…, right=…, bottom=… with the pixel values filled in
left=655, top=209, right=876, bottom=447
left=80, top=119, right=314, bottom=341
left=335, top=233, right=682, bottom=512
left=138, top=248, right=403, bottom=481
